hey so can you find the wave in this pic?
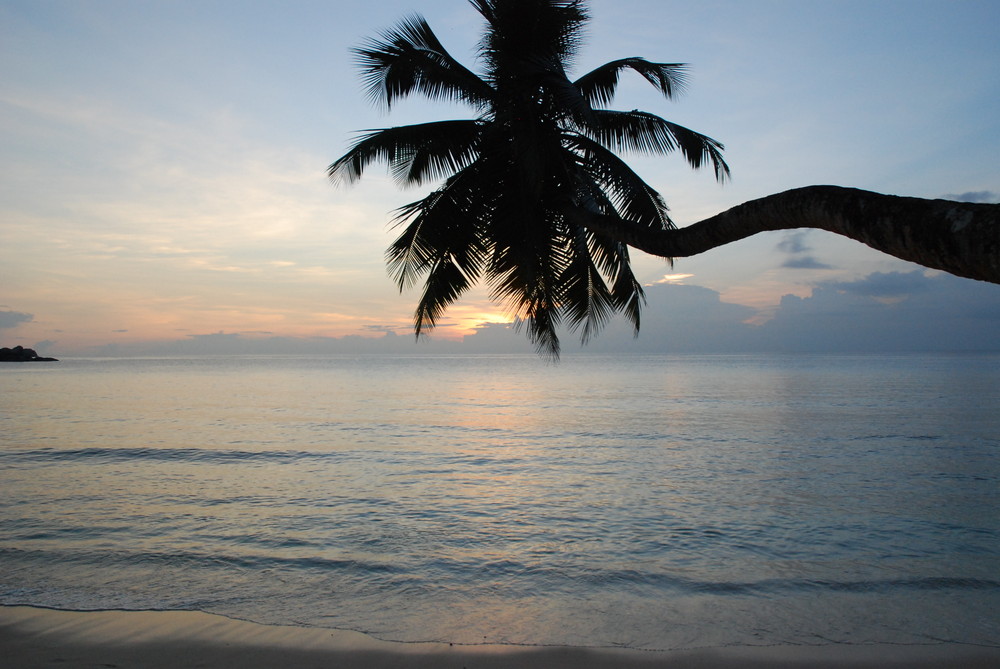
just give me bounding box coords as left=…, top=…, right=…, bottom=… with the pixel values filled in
left=4, top=546, right=997, bottom=598
left=0, top=446, right=352, bottom=465
left=0, top=546, right=403, bottom=574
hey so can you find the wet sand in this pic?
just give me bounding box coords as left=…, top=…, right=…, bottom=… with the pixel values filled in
left=2, top=605, right=998, bottom=668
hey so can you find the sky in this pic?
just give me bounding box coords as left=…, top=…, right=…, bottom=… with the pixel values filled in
left=2, top=0, right=999, bottom=356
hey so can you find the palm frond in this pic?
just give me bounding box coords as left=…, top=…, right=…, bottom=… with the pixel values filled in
left=564, top=132, right=673, bottom=229
left=559, top=228, right=616, bottom=343
left=484, top=196, right=570, bottom=357
left=413, top=251, right=484, bottom=336
left=575, top=59, right=688, bottom=106
left=355, top=14, right=493, bottom=110
left=538, top=67, right=598, bottom=127
left=589, top=233, right=645, bottom=335
left=518, top=300, right=563, bottom=358
left=588, top=110, right=731, bottom=181
left=328, top=120, right=482, bottom=186
left=610, top=259, right=644, bottom=336
left=386, top=166, right=488, bottom=292
left=473, top=0, right=588, bottom=73
left=493, top=240, right=566, bottom=359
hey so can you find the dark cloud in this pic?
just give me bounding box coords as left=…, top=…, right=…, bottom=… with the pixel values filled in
left=825, top=271, right=930, bottom=297
left=460, top=322, right=534, bottom=353
left=754, top=271, right=1000, bottom=352
left=776, top=231, right=811, bottom=254
left=569, top=272, right=1000, bottom=353
left=942, top=190, right=999, bottom=203
left=573, top=283, right=758, bottom=353
left=775, top=231, right=835, bottom=270
left=112, top=329, right=129, bottom=333
left=781, top=256, right=835, bottom=270
left=362, top=324, right=410, bottom=334
left=0, top=310, right=33, bottom=329
left=188, top=332, right=239, bottom=342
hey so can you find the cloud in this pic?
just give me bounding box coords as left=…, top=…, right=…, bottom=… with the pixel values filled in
left=943, top=190, right=999, bottom=203
left=569, top=283, right=759, bottom=353
left=754, top=271, right=1000, bottom=352
left=460, top=322, right=536, bottom=354
left=362, top=324, right=410, bottom=334
left=775, top=231, right=836, bottom=270
left=33, top=339, right=57, bottom=352
left=776, top=231, right=811, bottom=254
left=548, top=272, right=1000, bottom=353
left=0, top=310, right=33, bottom=329
left=781, top=256, right=835, bottom=270
left=824, top=271, right=930, bottom=297
left=651, top=273, right=695, bottom=285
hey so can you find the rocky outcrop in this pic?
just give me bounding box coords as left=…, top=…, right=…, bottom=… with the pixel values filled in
left=0, top=345, right=58, bottom=362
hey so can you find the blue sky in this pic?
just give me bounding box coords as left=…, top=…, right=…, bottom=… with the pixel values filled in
left=2, top=0, right=998, bottom=355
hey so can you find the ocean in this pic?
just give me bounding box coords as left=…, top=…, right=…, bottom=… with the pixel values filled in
left=1, top=353, right=998, bottom=651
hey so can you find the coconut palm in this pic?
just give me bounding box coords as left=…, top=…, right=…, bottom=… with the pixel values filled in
left=330, top=0, right=729, bottom=356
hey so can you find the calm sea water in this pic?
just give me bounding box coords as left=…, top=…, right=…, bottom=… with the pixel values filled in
left=1, top=353, right=998, bottom=650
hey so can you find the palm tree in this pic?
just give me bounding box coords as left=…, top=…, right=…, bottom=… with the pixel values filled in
left=330, top=0, right=729, bottom=357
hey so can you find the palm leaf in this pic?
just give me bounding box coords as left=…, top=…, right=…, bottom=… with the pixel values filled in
left=564, top=132, right=673, bottom=229
left=473, top=0, right=588, bottom=72
left=560, top=227, right=616, bottom=343
left=575, top=58, right=687, bottom=106
left=484, top=195, right=569, bottom=356
left=328, top=120, right=482, bottom=186
left=588, top=110, right=730, bottom=181
left=355, top=15, right=493, bottom=110
left=386, top=166, right=488, bottom=291
left=413, top=250, right=484, bottom=336
left=590, top=232, right=645, bottom=334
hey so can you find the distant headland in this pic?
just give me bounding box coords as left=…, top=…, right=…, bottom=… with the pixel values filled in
left=0, top=345, right=58, bottom=362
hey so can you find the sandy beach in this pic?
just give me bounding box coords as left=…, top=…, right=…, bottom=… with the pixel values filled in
left=2, top=605, right=997, bottom=669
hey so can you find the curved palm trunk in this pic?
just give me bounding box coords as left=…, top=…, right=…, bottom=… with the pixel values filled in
left=581, top=186, right=1000, bottom=284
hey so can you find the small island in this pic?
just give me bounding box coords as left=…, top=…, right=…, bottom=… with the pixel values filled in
left=0, top=345, right=58, bottom=362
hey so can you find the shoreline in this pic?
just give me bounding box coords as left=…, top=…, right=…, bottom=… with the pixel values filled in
left=3, top=605, right=999, bottom=668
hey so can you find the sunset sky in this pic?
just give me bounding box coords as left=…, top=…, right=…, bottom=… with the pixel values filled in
left=2, top=0, right=999, bottom=355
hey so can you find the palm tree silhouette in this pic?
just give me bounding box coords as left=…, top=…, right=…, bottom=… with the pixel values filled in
left=330, top=0, right=729, bottom=356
